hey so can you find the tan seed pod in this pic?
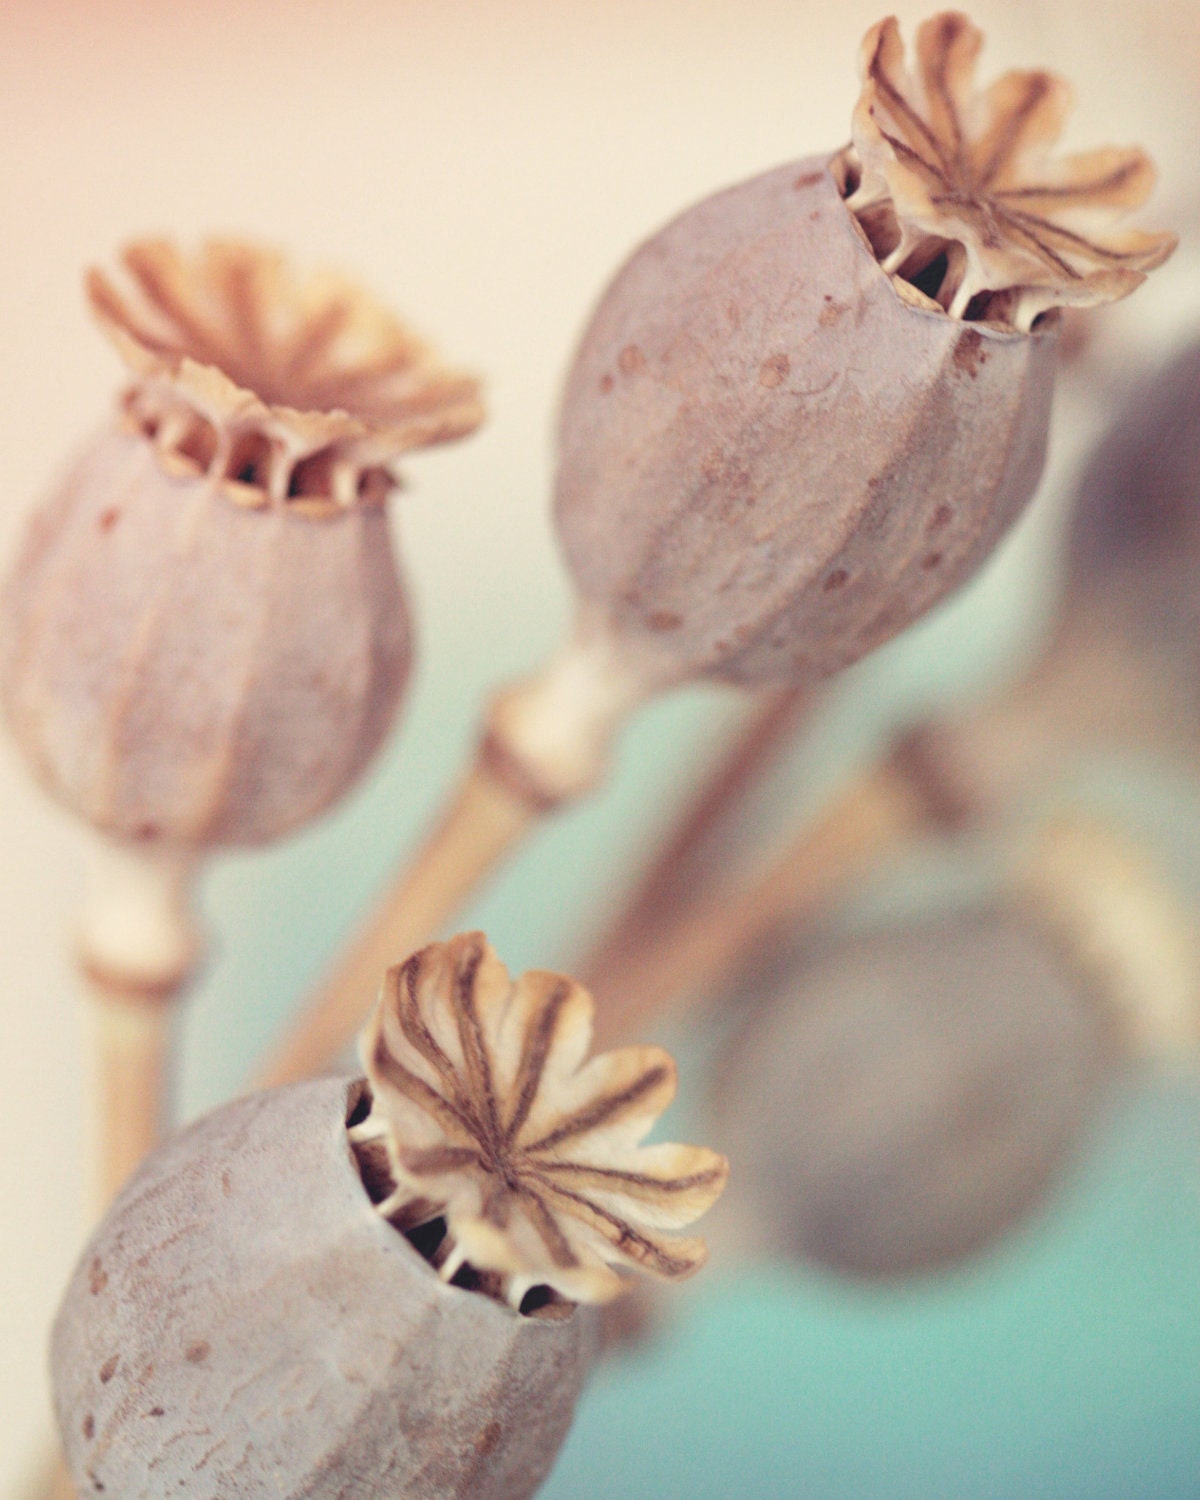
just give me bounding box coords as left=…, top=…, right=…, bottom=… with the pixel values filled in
left=51, top=1075, right=592, bottom=1500
left=715, top=908, right=1113, bottom=1278
left=555, top=155, right=1055, bottom=691
left=1, top=239, right=483, bottom=847
left=254, top=12, right=1177, bottom=1090
left=552, top=12, right=1172, bottom=693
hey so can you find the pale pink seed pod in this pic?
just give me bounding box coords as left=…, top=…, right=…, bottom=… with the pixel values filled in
left=554, top=156, right=1057, bottom=688
left=1, top=238, right=483, bottom=848
left=715, top=910, right=1112, bottom=1278
left=1, top=428, right=410, bottom=846
left=51, top=1076, right=592, bottom=1500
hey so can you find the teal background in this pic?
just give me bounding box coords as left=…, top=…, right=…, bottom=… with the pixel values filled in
left=182, top=443, right=1200, bottom=1499
left=541, top=1079, right=1200, bottom=1500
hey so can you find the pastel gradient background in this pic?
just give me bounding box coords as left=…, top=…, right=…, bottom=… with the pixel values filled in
left=3, top=2, right=1200, bottom=1495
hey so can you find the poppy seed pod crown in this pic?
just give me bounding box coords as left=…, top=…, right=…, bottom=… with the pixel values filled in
left=553, top=12, right=1173, bottom=691
left=1, top=240, right=483, bottom=847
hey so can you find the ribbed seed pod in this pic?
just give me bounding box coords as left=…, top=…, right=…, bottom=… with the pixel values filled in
left=715, top=909, right=1113, bottom=1278
left=555, top=156, right=1056, bottom=688
left=51, top=1076, right=593, bottom=1500
left=3, top=429, right=409, bottom=846
left=553, top=13, right=1172, bottom=691
left=1, top=239, right=482, bottom=848
left=248, top=13, right=1177, bottom=1091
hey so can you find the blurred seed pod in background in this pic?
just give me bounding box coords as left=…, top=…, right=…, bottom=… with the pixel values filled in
left=0, top=239, right=483, bottom=849
left=903, top=332, right=1200, bottom=819
left=714, top=908, right=1113, bottom=1279
left=52, top=1076, right=593, bottom=1500
left=0, top=238, right=484, bottom=1209
left=712, top=816, right=1199, bottom=1280
left=1057, top=336, right=1200, bottom=711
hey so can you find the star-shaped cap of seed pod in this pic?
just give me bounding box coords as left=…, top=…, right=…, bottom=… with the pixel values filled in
left=844, top=11, right=1177, bottom=329
left=353, top=933, right=729, bottom=1307
left=88, top=239, right=484, bottom=511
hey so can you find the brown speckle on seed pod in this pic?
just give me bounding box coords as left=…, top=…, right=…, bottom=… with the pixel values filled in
left=52, top=1077, right=591, bottom=1500
left=552, top=12, right=1173, bottom=697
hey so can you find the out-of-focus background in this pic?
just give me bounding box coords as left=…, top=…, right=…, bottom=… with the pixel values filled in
left=3, top=1, right=1200, bottom=1495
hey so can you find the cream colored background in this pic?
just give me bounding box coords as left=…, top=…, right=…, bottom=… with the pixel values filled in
left=2, top=0, right=1198, bottom=1490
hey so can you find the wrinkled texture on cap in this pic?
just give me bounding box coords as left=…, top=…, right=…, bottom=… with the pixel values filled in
left=357, top=932, right=729, bottom=1307
left=716, top=910, right=1111, bottom=1277
left=52, top=1077, right=592, bottom=1500
left=89, top=238, right=484, bottom=515
left=846, top=12, right=1176, bottom=328
left=0, top=428, right=411, bottom=846
left=555, top=157, right=1057, bottom=688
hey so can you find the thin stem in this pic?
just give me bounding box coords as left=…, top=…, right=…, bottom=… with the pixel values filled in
left=254, top=619, right=664, bottom=1089
left=580, top=686, right=811, bottom=1002
left=255, top=764, right=537, bottom=1089
left=84, top=985, right=176, bottom=1209
left=76, top=838, right=201, bottom=1213
left=590, top=759, right=928, bottom=1050
left=585, top=640, right=1110, bottom=1050
left=19, top=844, right=201, bottom=1500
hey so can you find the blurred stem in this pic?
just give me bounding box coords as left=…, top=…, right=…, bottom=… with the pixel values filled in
left=77, top=837, right=201, bottom=1213
left=254, top=618, right=664, bottom=1089
left=580, top=685, right=811, bottom=1005
left=28, top=842, right=203, bottom=1500
left=590, top=757, right=929, bottom=1049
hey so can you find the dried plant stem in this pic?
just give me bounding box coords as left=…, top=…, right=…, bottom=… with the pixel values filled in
left=589, top=625, right=1170, bottom=1048
left=77, top=838, right=201, bottom=1212
left=256, top=620, right=663, bottom=1089
left=580, top=685, right=810, bottom=1000
left=255, top=768, right=537, bottom=1089
left=84, top=990, right=175, bottom=1209
left=591, top=758, right=930, bottom=1049
left=21, top=845, right=202, bottom=1500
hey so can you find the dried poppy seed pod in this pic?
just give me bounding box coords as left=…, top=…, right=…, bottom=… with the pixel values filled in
left=52, top=1075, right=591, bottom=1500
left=715, top=818, right=1199, bottom=1278
left=1, top=239, right=483, bottom=847
left=0, top=239, right=482, bottom=1205
left=715, top=907, right=1114, bottom=1279
left=259, top=12, right=1176, bottom=1090
left=551, top=12, right=1173, bottom=693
